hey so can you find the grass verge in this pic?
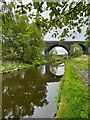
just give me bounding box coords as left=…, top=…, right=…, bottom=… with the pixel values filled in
left=56, top=55, right=88, bottom=118
left=0, top=60, right=47, bottom=73
left=0, top=60, right=32, bottom=73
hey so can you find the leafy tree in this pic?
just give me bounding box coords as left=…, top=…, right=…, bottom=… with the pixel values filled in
left=20, top=22, right=45, bottom=64
left=70, top=43, right=83, bottom=58
left=50, top=48, right=57, bottom=57
left=1, top=2, right=45, bottom=64
left=6, top=1, right=90, bottom=42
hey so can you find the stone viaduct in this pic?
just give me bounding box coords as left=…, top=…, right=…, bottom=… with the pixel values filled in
left=45, top=41, right=90, bottom=60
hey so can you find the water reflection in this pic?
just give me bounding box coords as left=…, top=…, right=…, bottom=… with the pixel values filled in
left=2, top=63, right=64, bottom=119
left=50, top=63, right=65, bottom=76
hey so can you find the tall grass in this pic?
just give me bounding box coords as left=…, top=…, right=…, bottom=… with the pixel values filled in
left=56, top=58, right=88, bottom=118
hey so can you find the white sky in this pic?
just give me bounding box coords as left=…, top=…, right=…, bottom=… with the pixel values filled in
left=44, top=25, right=86, bottom=41
left=52, top=47, right=68, bottom=55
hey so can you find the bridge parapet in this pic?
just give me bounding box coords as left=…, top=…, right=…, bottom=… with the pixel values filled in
left=45, top=40, right=86, bottom=43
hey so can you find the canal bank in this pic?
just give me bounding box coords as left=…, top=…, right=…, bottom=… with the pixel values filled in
left=0, top=60, right=47, bottom=74
left=56, top=55, right=89, bottom=118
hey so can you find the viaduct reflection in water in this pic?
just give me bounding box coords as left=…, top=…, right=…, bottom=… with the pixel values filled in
left=2, top=64, right=64, bottom=119
left=44, top=64, right=63, bottom=82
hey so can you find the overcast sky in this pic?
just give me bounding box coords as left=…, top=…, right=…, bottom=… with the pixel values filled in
left=44, top=26, right=86, bottom=41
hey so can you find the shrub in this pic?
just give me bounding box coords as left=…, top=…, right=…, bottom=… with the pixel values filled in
left=70, top=43, right=83, bottom=58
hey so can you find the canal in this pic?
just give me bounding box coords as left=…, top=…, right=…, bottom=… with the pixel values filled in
left=2, top=63, right=65, bottom=119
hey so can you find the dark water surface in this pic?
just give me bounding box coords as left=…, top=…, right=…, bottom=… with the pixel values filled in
left=2, top=64, right=65, bottom=119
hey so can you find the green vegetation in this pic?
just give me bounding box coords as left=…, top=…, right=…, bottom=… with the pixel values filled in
left=2, top=11, right=45, bottom=63
left=0, top=59, right=47, bottom=73
left=88, top=48, right=90, bottom=69
left=56, top=55, right=88, bottom=118
left=1, top=2, right=46, bottom=73
left=0, top=61, right=31, bottom=73
left=49, top=48, right=58, bottom=57
left=3, top=1, right=89, bottom=42
left=71, top=55, right=88, bottom=70
left=49, top=47, right=67, bottom=66
left=49, top=55, right=65, bottom=65
left=70, top=43, right=83, bottom=58
left=49, top=54, right=67, bottom=66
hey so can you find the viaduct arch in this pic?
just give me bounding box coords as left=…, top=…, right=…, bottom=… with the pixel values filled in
left=45, top=41, right=90, bottom=60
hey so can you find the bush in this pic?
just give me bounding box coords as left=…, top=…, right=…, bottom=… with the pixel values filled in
left=70, top=43, right=83, bottom=58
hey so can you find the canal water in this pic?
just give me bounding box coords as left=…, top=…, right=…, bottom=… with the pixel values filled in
left=2, top=63, right=65, bottom=119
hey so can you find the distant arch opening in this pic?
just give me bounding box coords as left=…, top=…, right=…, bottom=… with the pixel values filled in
left=49, top=46, right=68, bottom=56
left=70, top=43, right=83, bottom=58
left=49, top=46, right=68, bottom=62
left=47, top=45, right=69, bottom=54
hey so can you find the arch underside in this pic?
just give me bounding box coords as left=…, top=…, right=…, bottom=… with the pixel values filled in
left=47, top=44, right=69, bottom=54
left=72, top=43, right=86, bottom=54
left=79, top=44, right=86, bottom=51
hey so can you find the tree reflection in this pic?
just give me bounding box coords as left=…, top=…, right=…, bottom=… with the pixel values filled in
left=2, top=67, right=48, bottom=119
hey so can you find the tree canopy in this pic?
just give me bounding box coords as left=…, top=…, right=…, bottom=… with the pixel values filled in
left=1, top=2, right=45, bottom=64
left=1, top=1, right=90, bottom=42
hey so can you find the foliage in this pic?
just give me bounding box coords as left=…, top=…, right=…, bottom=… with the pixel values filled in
left=0, top=60, right=32, bottom=73
left=70, top=43, right=83, bottom=58
left=88, top=47, right=90, bottom=69
left=49, top=55, right=64, bottom=66
left=49, top=48, right=57, bottom=57
left=1, top=2, right=45, bottom=64
left=2, top=1, right=90, bottom=42
left=33, top=1, right=90, bottom=41
left=71, top=55, right=88, bottom=70
left=56, top=56, right=88, bottom=118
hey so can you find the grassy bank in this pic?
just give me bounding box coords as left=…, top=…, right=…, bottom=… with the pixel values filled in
left=56, top=55, right=89, bottom=118
left=0, top=60, right=32, bottom=73
left=0, top=60, right=47, bottom=73
left=71, top=55, right=88, bottom=70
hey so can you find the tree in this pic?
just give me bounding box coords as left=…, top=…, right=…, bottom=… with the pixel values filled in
left=50, top=48, right=57, bottom=57
left=70, top=43, right=83, bottom=58
left=5, top=1, right=90, bottom=42
left=1, top=2, right=45, bottom=64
